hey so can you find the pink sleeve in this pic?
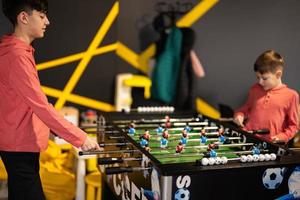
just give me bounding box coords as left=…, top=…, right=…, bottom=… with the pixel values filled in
left=190, top=50, right=205, bottom=78
left=276, top=93, right=299, bottom=142
left=9, top=55, right=86, bottom=147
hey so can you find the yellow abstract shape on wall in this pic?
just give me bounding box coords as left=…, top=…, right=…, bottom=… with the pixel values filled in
left=36, top=0, right=219, bottom=112
left=196, top=97, right=220, bottom=119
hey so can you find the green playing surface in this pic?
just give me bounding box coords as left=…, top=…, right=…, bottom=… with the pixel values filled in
left=129, top=129, right=241, bottom=164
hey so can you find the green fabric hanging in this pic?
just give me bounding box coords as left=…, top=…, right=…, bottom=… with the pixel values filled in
left=151, top=27, right=182, bottom=104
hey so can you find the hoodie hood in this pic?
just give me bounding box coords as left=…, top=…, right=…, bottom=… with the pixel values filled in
left=0, top=34, right=35, bottom=57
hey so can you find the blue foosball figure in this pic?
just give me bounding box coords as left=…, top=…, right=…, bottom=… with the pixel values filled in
left=156, top=126, right=163, bottom=135
left=128, top=127, right=136, bottom=135
left=140, top=138, right=148, bottom=148
left=209, top=149, right=217, bottom=158
left=219, top=135, right=226, bottom=143
left=252, top=146, right=261, bottom=155
left=180, top=137, right=188, bottom=146
left=200, top=136, right=207, bottom=144
left=160, top=138, right=168, bottom=148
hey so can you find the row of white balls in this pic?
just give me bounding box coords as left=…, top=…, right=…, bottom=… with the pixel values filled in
left=240, top=153, right=276, bottom=163
left=137, top=106, right=175, bottom=113
left=201, top=153, right=277, bottom=166
left=201, top=156, right=228, bottom=166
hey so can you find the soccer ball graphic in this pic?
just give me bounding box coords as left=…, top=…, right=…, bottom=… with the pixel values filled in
left=174, top=188, right=190, bottom=200
left=262, top=168, right=285, bottom=189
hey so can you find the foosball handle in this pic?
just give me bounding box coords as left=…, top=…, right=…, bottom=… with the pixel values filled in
left=78, top=151, right=100, bottom=156
left=105, top=167, right=133, bottom=175
left=272, top=140, right=286, bottom=145
left=98, top=157, right=123, bottom=165
left=248, top=129, right=270, bottom=134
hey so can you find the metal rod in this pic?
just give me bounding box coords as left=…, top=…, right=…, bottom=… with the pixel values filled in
left=83, top=129, right=119, bottom=134
left=133, top=132, right=219, bottom=139
left=112, top=117, right=198, bottom=124
left=116, top=121, right=211, bottom=129
left=109, top=136, right=125, bottom=140
left=79, top=149, right=140, bottom=156
left=150, top=142, right=254, bottom=150
left=154, top=149, right=270, bottom=159
left=99, top=142, right=130, bottom=147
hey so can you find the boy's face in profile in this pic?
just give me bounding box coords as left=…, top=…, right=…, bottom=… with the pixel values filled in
left=19, top=10, right=50, bottom=39
left=255, top=69, right=282, bottom=91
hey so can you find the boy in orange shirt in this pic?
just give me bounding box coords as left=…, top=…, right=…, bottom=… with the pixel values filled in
left=0, top=0, right=100, bottom=199
left=234, top=50, right=299, bottom=143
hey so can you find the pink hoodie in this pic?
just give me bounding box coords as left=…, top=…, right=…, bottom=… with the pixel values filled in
left=0, top=35, right=86, bottom=152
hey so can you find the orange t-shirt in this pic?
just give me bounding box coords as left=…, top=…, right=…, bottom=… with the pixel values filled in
left=0, top=35, right=86, bottom=152
left=235, top=83, right=299, bottom=142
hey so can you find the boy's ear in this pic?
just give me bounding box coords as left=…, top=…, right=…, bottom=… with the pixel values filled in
left=275, top=69, right=282, bottom=78
left=18, top=11, right=29, bottom=25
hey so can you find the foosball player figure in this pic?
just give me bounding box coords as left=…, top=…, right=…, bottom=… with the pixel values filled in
left=162, top=129, right=169, bottom=139
left=207, top=143, right=218, bottom=158
left=180, top=130, right=188, bottom=146
left=218, top=128, right=226, bottom=143
left=143, top=130, right=150, bottom=141
left=165, top=115, right=172, bottom=128
left=128, top=121, right=136, bottom=135
left=160, top=130, right=169, bottom=149
left=176, top=141, right=184, bottom=154
left=252, top=146, right=261, bottom=155
left=156, top=125, right=164, bottom=135
left=140, top=137, right=149, bottom=148
left=184, top=125, right=191, bottom=132
left=200, top=128, right=207, bottom=144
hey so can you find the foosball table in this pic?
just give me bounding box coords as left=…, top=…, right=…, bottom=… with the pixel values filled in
left=80, top=108, right=300, bottom=200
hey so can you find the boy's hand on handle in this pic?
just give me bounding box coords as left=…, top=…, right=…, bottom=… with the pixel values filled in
left=233, top=115, right=244, bottom=128
left=271, top=136, right=286, bottom=145
left=81, top=136, right=100, bottom=151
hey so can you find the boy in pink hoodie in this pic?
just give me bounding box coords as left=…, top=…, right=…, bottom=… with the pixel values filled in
left=234, top=50, right=299, bottom=144
left=0, top=0, right=100, bottom=199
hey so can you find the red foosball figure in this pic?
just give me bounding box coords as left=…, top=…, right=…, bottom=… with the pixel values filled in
left=218, top=127, right=224, bottom=136
left=165, top=115, right=172, bottom=128
left=200, top=128, right=206, bottom=137
left=162, top=129, right=169, bottom=139
left=143, top=130, right=150, bottom=141
left=207, top=143, right=219, bottom=151
left=176, top=141, right=184, bottom=153
left=129, top=121, right=135, bottom=129
left=182, top=129, right=188, bottom=138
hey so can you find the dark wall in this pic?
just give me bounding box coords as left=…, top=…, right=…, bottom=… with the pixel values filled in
left=0, top=0, right=119, bottom=110
left=118, top=0, right=300, bottom=111
left=193, top=0, right=300, bottom=110
left=1, top=0, right=300, bottom=111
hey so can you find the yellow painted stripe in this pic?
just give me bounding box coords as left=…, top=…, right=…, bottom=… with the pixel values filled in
left=42, top=86, right=61, bottom=98
left=138, top=44, right=156, bottom=74
left=55, top=1, right=119, bottom=109
left=36, top=43, right=118, bottom=71
left=196, top=97, right=220, bottom=119
left=116, top=42, right=140, bottom=69
left=176, top=0, right=219, bottom=27
left=42, top=86, right=115, bottom=112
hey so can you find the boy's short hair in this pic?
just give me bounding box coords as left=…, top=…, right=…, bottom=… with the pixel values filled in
left=254, top=50, right=284, bottom=74
left=2, top=0, right=48, bottom=26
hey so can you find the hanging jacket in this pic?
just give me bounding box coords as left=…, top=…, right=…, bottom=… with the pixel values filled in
left=151, top=27, right=182, bottom=104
